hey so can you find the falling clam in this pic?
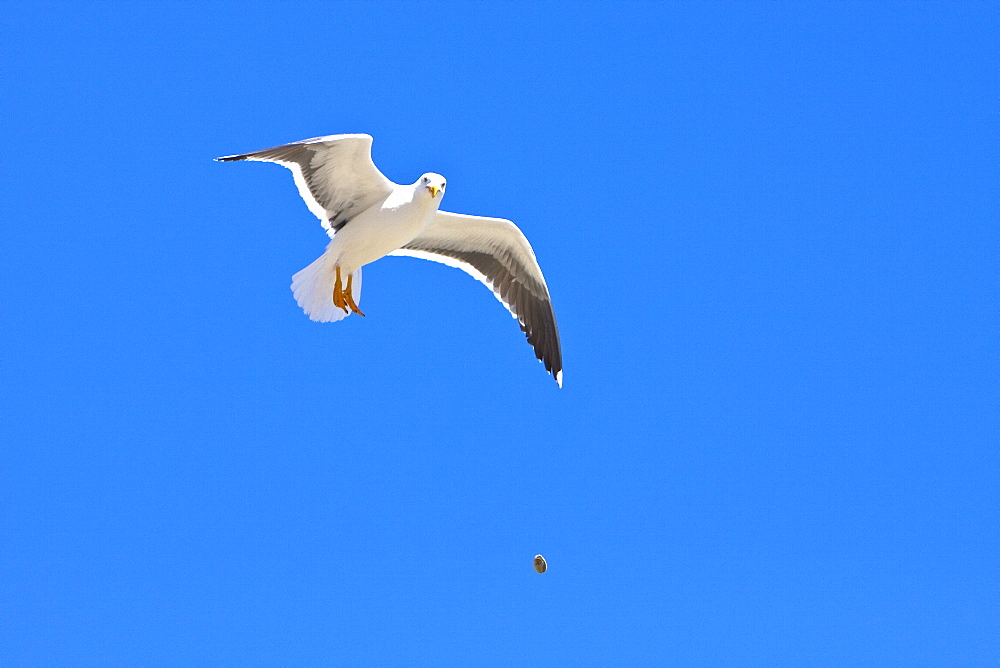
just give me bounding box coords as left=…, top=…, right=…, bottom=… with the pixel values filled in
left=533, top=554, right=547, bottom=573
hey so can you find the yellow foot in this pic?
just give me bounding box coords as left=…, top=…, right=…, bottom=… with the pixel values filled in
left=344, top=273, right=365, bottom=316
left=332, top=266, right=349, bottom=314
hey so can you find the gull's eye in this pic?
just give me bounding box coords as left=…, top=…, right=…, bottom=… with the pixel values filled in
left=423, top=177, right=429, bottom=183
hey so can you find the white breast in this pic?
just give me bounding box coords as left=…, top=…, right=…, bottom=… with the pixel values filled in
left=330, top=185, right=438, bottom=274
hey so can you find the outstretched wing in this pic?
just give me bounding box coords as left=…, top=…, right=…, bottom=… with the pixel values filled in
left=391, top=211, right=563, bottom=386
left=216, top=134, right=395, bottom=236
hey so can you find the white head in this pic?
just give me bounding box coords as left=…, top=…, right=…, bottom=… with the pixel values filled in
left=418, top=172, right=447, bottom=200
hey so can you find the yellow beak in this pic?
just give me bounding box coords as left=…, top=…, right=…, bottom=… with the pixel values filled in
left=427, top=185, right=440, bottom=198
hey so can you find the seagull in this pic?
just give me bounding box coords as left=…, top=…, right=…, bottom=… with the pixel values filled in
left=215, top=134, right=563, bottom=386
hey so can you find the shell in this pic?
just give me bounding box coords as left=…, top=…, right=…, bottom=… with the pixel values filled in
left=533, top=554, right=547, bottom=573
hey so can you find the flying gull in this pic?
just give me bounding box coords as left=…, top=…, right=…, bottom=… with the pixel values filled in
left=216, top=134, right=563, bottom=386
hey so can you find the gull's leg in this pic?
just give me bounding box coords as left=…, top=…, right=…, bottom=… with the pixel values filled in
left=344, top=272, right=365, bottom=317
left=332, top=265, right=349, bottom=313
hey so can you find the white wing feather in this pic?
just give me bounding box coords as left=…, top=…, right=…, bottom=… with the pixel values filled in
left=216, top=134, right=395, bottom=237
left=391, top=211, right=562, bottom=385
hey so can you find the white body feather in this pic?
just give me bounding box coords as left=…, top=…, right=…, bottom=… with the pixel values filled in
left=291, top=182, right=440, bottom=321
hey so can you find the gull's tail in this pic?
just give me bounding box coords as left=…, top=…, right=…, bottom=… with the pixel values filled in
left=290, top=245, right=362, bottom=323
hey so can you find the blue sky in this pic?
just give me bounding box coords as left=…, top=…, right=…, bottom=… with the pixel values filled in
left=1, top=1, right=997, bottom=664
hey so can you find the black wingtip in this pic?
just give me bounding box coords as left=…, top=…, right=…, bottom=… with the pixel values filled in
left=214, top=155, right=245, bottom=162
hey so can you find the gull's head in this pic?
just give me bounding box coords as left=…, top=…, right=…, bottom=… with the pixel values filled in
left=419, top=173, right=447, bottom=200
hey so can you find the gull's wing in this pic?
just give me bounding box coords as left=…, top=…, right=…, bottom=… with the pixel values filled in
left=215, top=134, right=395, bottom=236
left=391, top=211, right=563, bottom=386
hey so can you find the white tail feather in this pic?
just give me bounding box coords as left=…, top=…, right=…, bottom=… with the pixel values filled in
left=290, top=247, right=361, bottom=323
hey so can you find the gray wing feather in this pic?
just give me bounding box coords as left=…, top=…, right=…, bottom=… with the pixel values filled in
left=216, top=134, right=395, bottom=236
left=391, top=211, right=563, bottom=386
